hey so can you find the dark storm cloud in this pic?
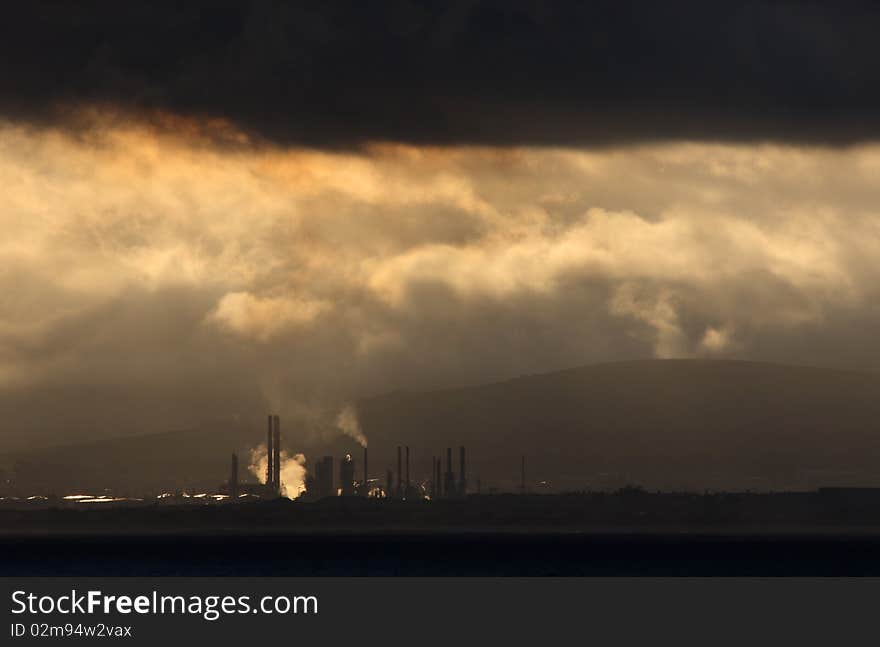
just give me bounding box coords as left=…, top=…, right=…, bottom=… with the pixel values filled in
left=4, top=1, right=880, bottom=146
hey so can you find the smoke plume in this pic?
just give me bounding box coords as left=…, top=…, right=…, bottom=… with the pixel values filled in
left=247, top=443, right=308, bottom=499
left=336, top=405, right=368, bottom=448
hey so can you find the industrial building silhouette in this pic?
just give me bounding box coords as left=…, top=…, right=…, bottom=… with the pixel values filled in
left=227, top=414, right=474, bottom=502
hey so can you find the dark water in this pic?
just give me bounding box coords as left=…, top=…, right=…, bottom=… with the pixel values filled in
left=3, top=532, right=880, bottom=576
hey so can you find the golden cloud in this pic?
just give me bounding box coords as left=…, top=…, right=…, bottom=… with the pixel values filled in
left=1, top=113, right=880, bottom=412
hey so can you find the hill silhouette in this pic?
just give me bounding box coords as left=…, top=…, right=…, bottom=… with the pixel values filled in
left=6, top=360, right=880, bottom=493
left=1, top=425, right=257, bottom=494
left=357, top=360, right=880, bottom=491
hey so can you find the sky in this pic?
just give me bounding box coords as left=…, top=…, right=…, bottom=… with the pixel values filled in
left=3, top=1, right=880, bottom=449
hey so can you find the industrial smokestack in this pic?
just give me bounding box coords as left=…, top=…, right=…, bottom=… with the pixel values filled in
left=363, top=446, right=369, bottom=497
left=405, top=446, right=410, bottom=498
left=266, top=415, right=274, bottom=489
left=273, top=415, right=281, bottom=494
left=396, top=446, right=402, bottom=498
left=459, top=446, right=466, bottom=496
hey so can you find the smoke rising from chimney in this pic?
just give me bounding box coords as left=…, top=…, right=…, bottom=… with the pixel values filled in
left=336, top=404, right=368, bottom=447
left=247, top=443, right=308, bottom=499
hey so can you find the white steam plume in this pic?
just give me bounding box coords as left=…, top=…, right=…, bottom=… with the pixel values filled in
left=247, top=443, right=308, bottom=499
left=336, top=404, right=368, bottom=447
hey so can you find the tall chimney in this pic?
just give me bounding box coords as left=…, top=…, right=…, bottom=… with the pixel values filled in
left=273, top=415, right=281, bottom=494
left=363, top=446, right=369, bottom=497
left=396, top=446, right=402, bottom=498
left=405, top=445, right=410, bottom=497
left=459, top=446, right=466, bottom=496
left=521, top=455, right=526, bottom=495
left=266, top=415, right=274, bottom=489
